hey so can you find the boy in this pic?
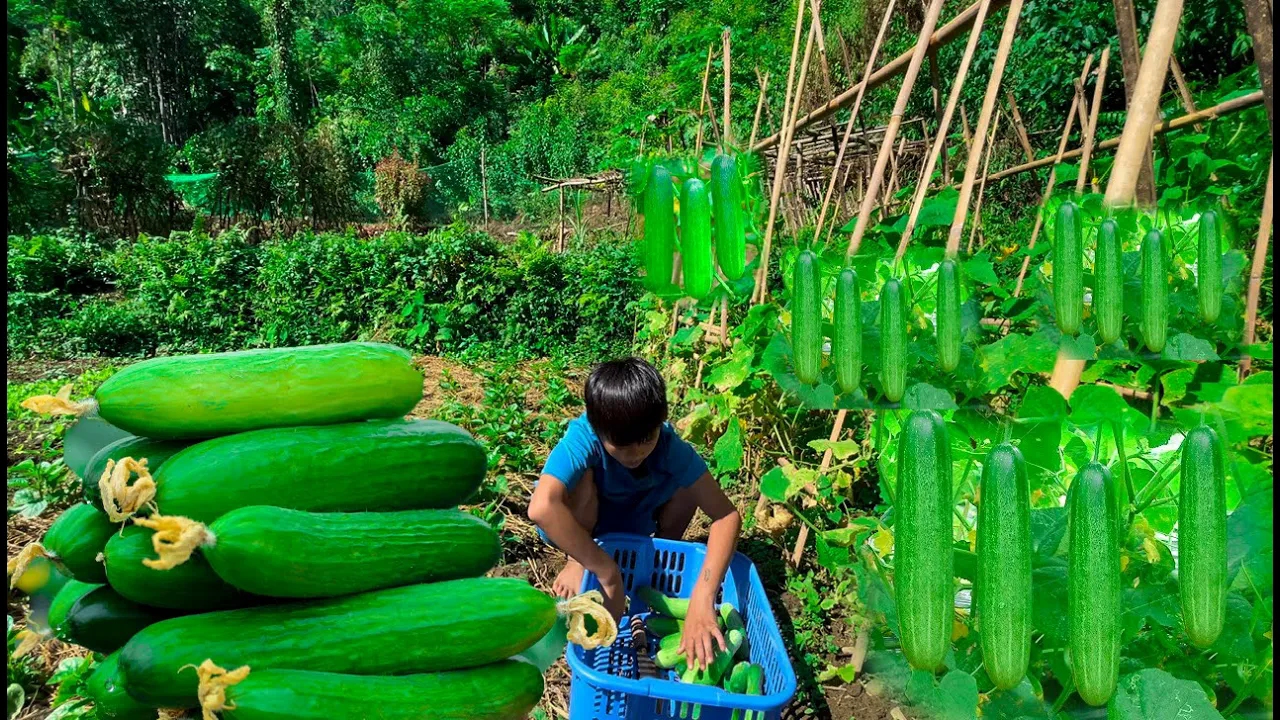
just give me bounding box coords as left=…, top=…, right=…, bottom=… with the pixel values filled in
left=528, top=357, right=742, bottom=670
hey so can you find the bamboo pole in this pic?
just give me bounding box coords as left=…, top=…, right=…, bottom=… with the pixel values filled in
left=811, top=0, right=899, bottom=243
left=754, top=0, right=1012, bottom=151
left=723, top=28, right=733, bottom=149
left=944, top=0, right=1025, bottom=258
left=749, top=70, right=771, bottom=149
left=1241, top=0, right=1274, bottom=134
left=1076, top=46, right=1111, bottom=194
left=808, top=0, right=835, bottom=100
left=967, top=110, right=1002, bottom=254
left=1112, top=0, right=1159, bottom=207
left=844, top=0, right=949, bottom=260
left=1240, top=160, right=1274, bottom=378
left=1005, top=91, right=1036, bottom=162
left=695, top=44, right=716, bottom=159
left=929, top=49, right=949, bottom=181
left=893, top=0, right=994, bottom=263
left=754, top=15, right=820, bottom=305
left=1012, top=55, right=1095, bottom=297
left=961, top=105, right=972, bottom=148
left=1168, top=55, right=1204, bottom=132
left=987, top=90, right=1265, bottom=183
left=1105, top=0, right=1184, bottom=208
left=789, top=408, right=848, bottom=566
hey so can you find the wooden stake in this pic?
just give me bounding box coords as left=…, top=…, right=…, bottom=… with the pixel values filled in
left=695, top=43, right=716, bottom=159
left=945, top=0, right=1025, bottom=258
left=749, top=70, right=771, bottom=150
left=812, top=0, right=899, bottom=243
left=1168, top=55, right=1204, bottom=133
left=1104, top=0, right=1185, bottom=208
left=754, top=0, right=1012, bottom=151
left=1112, top=0, right=1160, bottom=207
left=790, top=409, right=848, bottom=566
left=754, top=14, right=820, bottom=305
left=845, top=0, right=949, bottom=260
left=893, top=0, right=994, bottom=263
left=807, top=0, right=835, bottom=100
left=723, top=28, right=733, bottom=149
left=836, top=28, right=854, bottom=83
left=967, top=110, right=1002, bottom=254
left=558, top=187, right=566, bottom=251
left=1005, top=91, right=1036, bottom=162
left=1241, top=0, right=1274, bottom=135
left=1013, top=54, right=1095, bottom=297
left=928, top=48, right=950, bottom=182
left=719, top=296, right=729, bottom=347
left=1076, top=46, right=1111, bottom=195
left=988, top=90, right=1266, bottom=183
left=1240, top=159, right=1274, bottom=378
left=961, top=105, right=972, bottom=148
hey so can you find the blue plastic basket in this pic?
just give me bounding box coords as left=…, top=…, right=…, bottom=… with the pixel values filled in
left=567, top=534, right=797, bottom=720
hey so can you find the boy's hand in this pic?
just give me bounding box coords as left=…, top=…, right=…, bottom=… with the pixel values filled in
left=599, top=565, right=627, bottom=622
left=678, top=592, right=726, bottom=671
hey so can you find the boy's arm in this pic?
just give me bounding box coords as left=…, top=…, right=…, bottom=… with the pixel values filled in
left=528, top=474, right=626, bottom=619
left=679, top=471, right=742, bottom=669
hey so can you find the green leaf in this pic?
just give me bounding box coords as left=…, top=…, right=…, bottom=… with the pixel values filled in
left=901, top=382, right=957, bottom=411
left=807, top=439, right=860, bottom=460
left=1160, top=333, right=1220, bottom=362
left=1107, top=669, right=1224, bottom=720
left=1067, top=384, right=1130, bottom=426
left=1058, top=332, right=1097, bottom=361
left=962, top=255, right=999, bottom=287
left=980, top=678, right=1053, bottom=719
left=1227, top=480, right=1273, bottom=593
left=905, top=668, right=979, bottom=720
left=1030, top=508, right=1068, bottom=561
left=713, top=418, right=743, bottom=475
left=704, top=341, right=755, bottom=392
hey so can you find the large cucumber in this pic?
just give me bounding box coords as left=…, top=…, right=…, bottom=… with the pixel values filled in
left=150, top=419, right=485, bottom=523
left=1197, top=209, right=1223, bottom=324
left=936, top=259, right=962, bottom=372
left=84, top=651, right=154, bottom=720
left=710, top=154, right=747, bottom=281
left=62, top=585, right=171, bottom=655
left=879, top=278, right=908, bottom=403
left=1094, top=218, right=1124, bottom=344
left=47, top=579, right=102, bottom=638
left=642, top=164, right=676, bottom=292
left=103, top=526, right=249, bottom=611
left=93, top=343, right=423, bottom=440
left=197, top=506, right=501, bottom=598
left=42, top=503, right=115, bottom=583
left=680, top=178, right=714, bottom=301
left=216, top=663, right=545, bottom=720
left=1068, top=462, right=1121, bottom=706
left=1140, top=229, right=1168, bottom=353
left=119, top=578, right=556, bottom=707
left=895, top=410, right=953, bottom=671
left=83, top=436, right=190, bottom=509
left=833, top=267, right=862, bottom=394
left=791, top=250, right=823, bottom=385
left=1178, top=426, right=1227, bottom=648
left=975, top=443, right=1031, bottom=690
left=1054, top=200, right=1084, bottom=335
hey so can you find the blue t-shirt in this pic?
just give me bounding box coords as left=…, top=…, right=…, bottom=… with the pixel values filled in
left=541, top=413, right=709, bottom=536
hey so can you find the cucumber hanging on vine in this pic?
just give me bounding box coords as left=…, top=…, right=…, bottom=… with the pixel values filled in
left=680, top=178, right=714, bottom=301
left=975, top=443, right=1031, bottom=690
left=879, top=278, right=907, bottom=403
left=791, top=250, right=823, bottom=385
left=1094, top=218, right=1124, bottom=344
left=710, top=154, right=747, bottom=281
left=936, top=259, right=962, bottom=372
left=833, top=267, right=863, bottom=394
left=642, top=164, right=676, bottom=294
left=1140, top=228, right=1168, bottom=353
left=1053, top=200, right=1084, bottom=336
left=1197, top=209, right=1223, bottom=324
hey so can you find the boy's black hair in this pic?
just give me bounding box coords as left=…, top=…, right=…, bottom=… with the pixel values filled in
left=584, top=357, right=668, bottom=446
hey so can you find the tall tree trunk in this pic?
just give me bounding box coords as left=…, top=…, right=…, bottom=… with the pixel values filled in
left=1241, top=0, right=1274, bottom=135
left=1112, top=0, right=1159, bottom=207
left=265, top=0, right=304, bottom=126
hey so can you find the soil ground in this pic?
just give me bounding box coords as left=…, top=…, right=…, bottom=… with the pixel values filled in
left=6, top=354, right=914, bottom=720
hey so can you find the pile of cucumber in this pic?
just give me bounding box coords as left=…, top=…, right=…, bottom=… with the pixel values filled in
left=637, top=586, right=765, bottom=719
left=14, top=342, right=555, bottom=720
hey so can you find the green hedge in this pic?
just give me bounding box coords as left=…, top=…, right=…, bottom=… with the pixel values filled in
left=7, top=225, right=640, bottom=360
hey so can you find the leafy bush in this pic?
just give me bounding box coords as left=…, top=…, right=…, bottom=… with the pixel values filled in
left=373, top=150, right=430, bottom=226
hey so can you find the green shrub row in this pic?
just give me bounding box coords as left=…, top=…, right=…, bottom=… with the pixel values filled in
left=7, top=226, right=640, bottom=360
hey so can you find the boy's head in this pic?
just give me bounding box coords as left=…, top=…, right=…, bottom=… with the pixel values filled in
left=585, top=357, right=668, bottom=468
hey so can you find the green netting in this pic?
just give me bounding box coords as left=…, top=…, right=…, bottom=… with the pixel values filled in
left=165, top=173, right=219, bottom=210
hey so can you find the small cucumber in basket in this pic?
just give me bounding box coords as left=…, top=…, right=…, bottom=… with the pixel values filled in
left=638, top=585, right=689, bottom=619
